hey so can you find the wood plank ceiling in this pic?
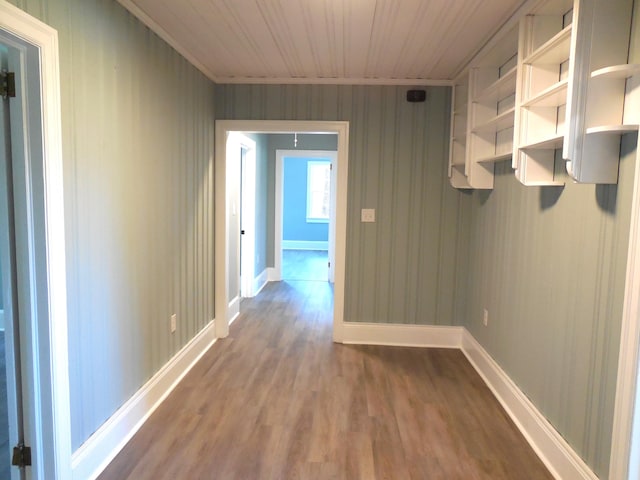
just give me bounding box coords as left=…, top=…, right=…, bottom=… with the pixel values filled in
left=118, top=0, right=526, bottom=85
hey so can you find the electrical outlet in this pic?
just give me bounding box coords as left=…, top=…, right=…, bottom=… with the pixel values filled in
left=171, top=314, right=177, bottom=333
left=361, top=208, right=376, bottom=223
left=483, top=309, right=489, bottom=327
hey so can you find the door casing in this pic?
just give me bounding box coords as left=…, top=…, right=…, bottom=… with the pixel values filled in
left=215, top=120, right=349, bottom=343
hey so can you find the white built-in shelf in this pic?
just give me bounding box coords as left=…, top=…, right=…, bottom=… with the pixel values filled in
left=476, top=152, right=512, bottom=164
left=472, top=108, right=515, bottom=134
left=519, top=133, right=564, bottom=150
left=522, top=79, right=568, bottom=107
left=474, top=67, right=518, bottom=103
left=591, top=64, right=640, bottom=79
left=451, top=156, right=466, bottom=166
left=586, top=124, right=639, bottom=134
left=524, top=25, right=572, bottom=65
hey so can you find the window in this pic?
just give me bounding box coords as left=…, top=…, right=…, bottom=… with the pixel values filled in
left=306, top=160, right=331, bottom=222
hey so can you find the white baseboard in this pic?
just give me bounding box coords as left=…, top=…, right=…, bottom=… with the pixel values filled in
left=253, top=269, right=269, bottom=296
left=339, top=322, right=598, bottom=480
left=71, top=320, right=217, bottom=480
left=340, top=322, right=463, bottom=348
left=228, top=296, right=240, bottom=325
left=460, top=330, right=598, bottom=480
left=282, top=240, right=328, bottom=250
left=267, top=267, right=279, bottom=282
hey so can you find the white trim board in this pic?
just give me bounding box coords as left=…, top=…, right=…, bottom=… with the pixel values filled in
left=71, top=321, right=217, bottom=480
left=228, top=296, right=240, bottom=325
left=0, top=310, right=4, bottom=331
left=338, top=323, right=598, bottom=480
left=252, top=268, right=269, bottom=297
left=0, top=2, right=72, bottom=478
left=282, top=241, right=328, bottom=250
left=341, top=322, right=463, bottom=348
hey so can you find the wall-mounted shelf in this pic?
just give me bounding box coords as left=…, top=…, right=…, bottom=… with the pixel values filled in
left=448, top=73, right=472, bottom=188
left=591, top=64, right=640, bottom=79
left=520, top=134, right=564, bottom=150
left=453, top=24, right=520, bottom=189
left=521, top=80, right=568, bottom=107
left=448, top=0, right=639, bottom=189
left=523, top=25, right=572, bottom=65
left=564, top=0, right=638, bottom=184
left=476, top=152, right=512, bottom=164
left=474, top=67, right=517, bottom=103
left=513, top=0, right=573, bottom=186
left=472, top=108, right=516, bottom=134
left=586, top=125, right=639, bottom=135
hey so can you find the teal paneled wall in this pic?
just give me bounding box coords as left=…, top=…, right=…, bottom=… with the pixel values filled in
left=216, top=85, right=462, bottom=325
left=9, top=0, right=216, bottom=450
left=461, top=137, right=636, bottom=477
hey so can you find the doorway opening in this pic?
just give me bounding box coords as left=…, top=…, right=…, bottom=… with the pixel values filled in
left=275, top=148, right=337, bottom=283
left=215, top=121, right=349, bottom=343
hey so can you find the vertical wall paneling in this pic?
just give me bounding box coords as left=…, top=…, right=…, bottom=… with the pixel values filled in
left=216, top=85, right=460, bottom=326
left=461, top=137, right=636, bottom=477
left=9, top=0, right=217, bottom=451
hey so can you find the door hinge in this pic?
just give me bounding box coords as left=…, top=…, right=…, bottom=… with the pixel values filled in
left=12, top=443, right=31, bottom=468
left=328, top=261, right=331, bottom=268
left=1, top=71, right=16, bottom=99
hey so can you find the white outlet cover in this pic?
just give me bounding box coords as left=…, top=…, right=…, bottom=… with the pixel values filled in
left=361, top=208, right=376, bottom=223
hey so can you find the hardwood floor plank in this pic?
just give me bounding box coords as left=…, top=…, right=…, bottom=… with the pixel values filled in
left=98, top=280, right=553, bottom=480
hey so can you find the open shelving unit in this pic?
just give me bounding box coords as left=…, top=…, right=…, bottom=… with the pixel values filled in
left=463, top=25, right=519, bottom=189
left=448, top=73, right=472, bottom=188
left=448, top=0, right=639, bottom=189
left=513, top=0, right=573, bottom=186
left=564, top=0, right=639, bottom=183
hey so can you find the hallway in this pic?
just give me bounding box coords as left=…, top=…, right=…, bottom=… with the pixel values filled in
left=98, top=280, right=552, bottom=479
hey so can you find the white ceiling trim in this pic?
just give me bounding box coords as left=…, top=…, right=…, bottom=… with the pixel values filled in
left=117, top=0, right=221, bottom=83
left=214, top=76, right=453, bottom=87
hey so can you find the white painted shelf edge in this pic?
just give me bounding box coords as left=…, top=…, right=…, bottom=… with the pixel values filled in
left=521, top=79, right=568, bottom=108
left=591, top=64, right=640, bottom=79
left=586, top=124, right=639, bottom=134
left=473, top=67, right=518, bottom=103
left=472, top=108, right=516, bottom=134
left=519, top=133, right=564, bottom=150
left=476, top=152, right=512, bottom=164
left=523, top=25, right=572, bottom=65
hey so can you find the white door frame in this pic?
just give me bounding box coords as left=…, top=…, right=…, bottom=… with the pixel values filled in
left=274, top=149, right=337, bottom=282
left=226, top=132, right=256, bottom=299
left=215, top=121, right=349, bottom=342
left=0, top=2, right=71, bottom=479
left=610, top=143, right=640, bottom=480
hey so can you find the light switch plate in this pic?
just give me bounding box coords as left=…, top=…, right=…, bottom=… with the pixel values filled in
left=361, top=208, right=376, bottom=223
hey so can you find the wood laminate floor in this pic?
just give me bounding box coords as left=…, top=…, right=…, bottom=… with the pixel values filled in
left=99, top=281, right=553, bottom=480
left=282, top=249, right=328, bottom=282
